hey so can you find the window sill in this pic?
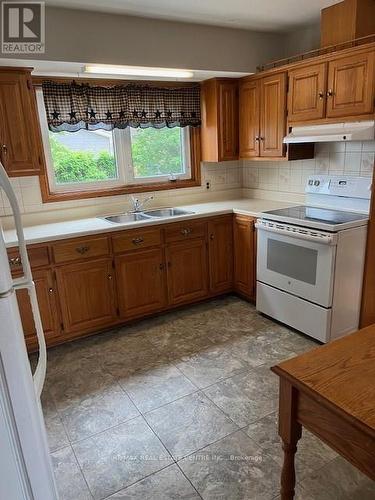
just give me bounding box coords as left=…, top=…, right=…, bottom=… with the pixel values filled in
left=39, top=177, right=201, bottom=203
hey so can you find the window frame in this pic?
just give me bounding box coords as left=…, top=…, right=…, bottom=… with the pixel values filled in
left=35, top=87, right=201, bottom=203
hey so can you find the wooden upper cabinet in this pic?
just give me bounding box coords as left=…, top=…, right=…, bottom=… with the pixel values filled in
left=166, top=238, right=208, bottom=306
left=115, top=248, right=167, bottom=319
left=16, top=269, right=61, bottom=349
left=0, top=68, right=42, bottom=176
left=240, top=73, right=287, bottom=159
left=260, top=73, right=287, bottom=157
left=326, top=50, right=375, bottom=118
left=55, top=258, right=117, bottom=334
left=201, top=78, right=238, bottom=162
left=208, top=215, right=233, bottom=294
left=218, top=81, right=239, bottom=160
left=239, top=79, right=260, bottom=158
left=233, top=215, right=256, bottom=300
left=288, top=63, right=327, bottom=122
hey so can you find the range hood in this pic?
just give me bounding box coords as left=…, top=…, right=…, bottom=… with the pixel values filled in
left=283, top=121, right=375, bottom=144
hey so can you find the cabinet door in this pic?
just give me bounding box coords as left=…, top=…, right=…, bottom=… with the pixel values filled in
left=0, top=70, right=41, bottom=176
left=218, top=81, right=238, bottom=161
left=326, top=51, right=375, bottom=119
left=233, top=215, right=256, bottom=300
left=16, top=269, right=61, bottom=349
left=239, top=79, right=260, bottom=158
left=260, top=73, right=287, bottom=157
left=166, top=239, right=208, bottom=306
left=115, top=248, right=167, bottom=318
left=288, top=63, right=327, bottom=122
left=55, top=259, right=117, bottom=334
left=208, top=216, right=233, bottom=294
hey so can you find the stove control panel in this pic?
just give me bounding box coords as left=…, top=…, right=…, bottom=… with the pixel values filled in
left=305, top=175, right=371, bottom=199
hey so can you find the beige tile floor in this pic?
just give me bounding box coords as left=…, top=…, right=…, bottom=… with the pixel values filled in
left=37, top=296, right=375, bottom=500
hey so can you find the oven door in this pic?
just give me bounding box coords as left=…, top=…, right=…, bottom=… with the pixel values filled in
left=256, top=220, right=337, bottom=307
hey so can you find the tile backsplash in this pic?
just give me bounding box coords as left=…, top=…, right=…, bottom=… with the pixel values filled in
left=242, top=141, right=375, bottom=196
left=0, top=162, right=242, bottom=227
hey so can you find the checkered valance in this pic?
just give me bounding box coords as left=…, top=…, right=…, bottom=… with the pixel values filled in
left=42, top=81, right=201, bottom=132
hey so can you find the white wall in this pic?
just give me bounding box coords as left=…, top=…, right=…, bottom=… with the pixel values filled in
left=242, top=141, right=375, bottom=201
left=0, top=7, right=287, bottom=73
left=283, top=22, right=321, bottom=56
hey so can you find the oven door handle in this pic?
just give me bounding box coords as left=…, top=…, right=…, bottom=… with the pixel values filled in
left=255, top=222, right=337, bottom=245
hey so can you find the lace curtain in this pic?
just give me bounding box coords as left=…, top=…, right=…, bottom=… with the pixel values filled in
left=42, top=80, right=201, bottom=132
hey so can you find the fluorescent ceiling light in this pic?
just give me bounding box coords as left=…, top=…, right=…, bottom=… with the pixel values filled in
left=84, top=64, right=194, bottom=79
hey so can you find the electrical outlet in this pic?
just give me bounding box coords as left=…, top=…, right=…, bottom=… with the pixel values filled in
left=206, top=181, right=210, bottom=189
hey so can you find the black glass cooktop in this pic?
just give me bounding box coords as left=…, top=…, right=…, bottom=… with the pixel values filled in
left=263, top=205, right=368, bottom=226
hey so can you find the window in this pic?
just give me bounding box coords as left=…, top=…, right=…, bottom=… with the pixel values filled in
left=36, top=89, right=195, bottom=198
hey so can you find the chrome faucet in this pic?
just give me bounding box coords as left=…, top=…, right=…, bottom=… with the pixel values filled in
left=129, top=195, right=154, bottom=213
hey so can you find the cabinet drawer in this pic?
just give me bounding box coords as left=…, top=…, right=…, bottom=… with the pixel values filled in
left=112, top=227, right=162, bottom=253
left=7, top=245, right=50, bottom=273
left=53, top=236, right=110, bottom=264
left=164, top=220, right=206, bottom=243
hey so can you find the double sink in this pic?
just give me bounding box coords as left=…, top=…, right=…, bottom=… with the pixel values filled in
left=104, top=208, right=194, bottom=224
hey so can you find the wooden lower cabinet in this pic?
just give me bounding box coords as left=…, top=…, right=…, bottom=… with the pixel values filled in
left=55, top=258, right=117, bottom=334
left=166, top=238, right=208, bottom=306
left=233, top=215, right=256, bottom=300
left=115, top=248, right=167, bottom=318
left=208, top=215, right=233, bottom=294
left=16, top=268, right=61, bottom=349
left=15, top=215, right=259, bottom=351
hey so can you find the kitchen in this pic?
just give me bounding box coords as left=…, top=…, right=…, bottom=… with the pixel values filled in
left=0, top=1, right=374, bottom=499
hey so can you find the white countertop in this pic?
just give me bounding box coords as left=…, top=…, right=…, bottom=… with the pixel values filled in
left=2, top=198, right=294, bottom=247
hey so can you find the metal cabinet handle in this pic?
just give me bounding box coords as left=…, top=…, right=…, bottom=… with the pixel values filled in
left=159, top=263, right=164, bottom=270
left=48, top=288, right=53, bottom=294
left=9, top=256, right=22, bottom=266
left=260, top=137, right=265, bottom=141
left=76, top=245, right=89, bottom=254
left=210, top=233, right=215, bottom=240
left=327, top=89, right=334, bottom=97
left=132, top=237, right=144, bottom=245
left=318, top=91, right=324, bottom=99
left=1, top=144, right=8, bottom=155
left=180, top=228, right=192, bottom=236
left=255, top=136, right=260, bottom=142
left=107, top=274, right=113, bottom=280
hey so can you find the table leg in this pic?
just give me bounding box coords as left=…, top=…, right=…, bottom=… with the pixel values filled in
left=278, top=378, right=302, bottom=500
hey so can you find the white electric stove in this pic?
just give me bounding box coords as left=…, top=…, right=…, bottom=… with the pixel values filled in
left=256, top=175, right=371, bottom=343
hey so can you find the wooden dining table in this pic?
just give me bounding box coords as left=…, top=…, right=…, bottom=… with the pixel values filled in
left=271, top=325, right=375, bottom=500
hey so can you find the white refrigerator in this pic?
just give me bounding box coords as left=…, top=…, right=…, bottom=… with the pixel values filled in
left=0, top=162, right=58, bottom=499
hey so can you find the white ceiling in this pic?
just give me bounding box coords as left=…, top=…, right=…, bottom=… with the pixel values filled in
left=45, top=0, right=338, bottom=31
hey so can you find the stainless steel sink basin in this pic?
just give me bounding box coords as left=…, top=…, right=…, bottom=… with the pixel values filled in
left=142, top=208, right=194, bottom=218
left=104, top=213, right=150, bottom=224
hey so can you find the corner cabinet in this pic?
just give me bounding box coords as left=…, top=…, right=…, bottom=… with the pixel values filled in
left=239, top=73, right=287, bottom=159
left=201, top=78, right=239, bottom=162
left=0, top=68, right=43, bottom=176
